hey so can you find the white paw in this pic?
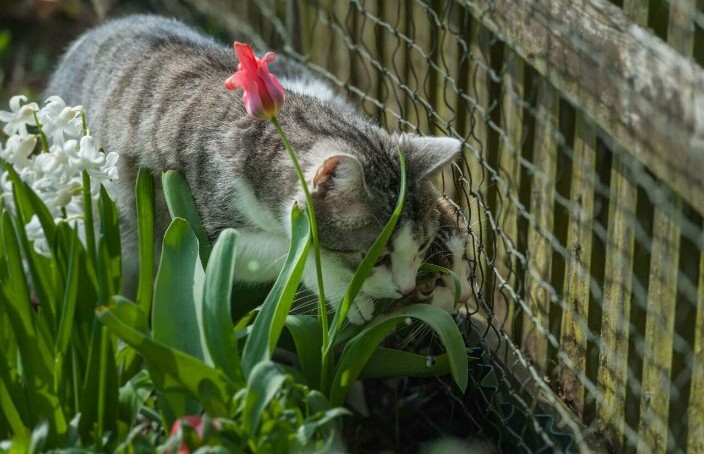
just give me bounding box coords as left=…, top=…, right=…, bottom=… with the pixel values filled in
left=347, top=296, right=375, bottom=325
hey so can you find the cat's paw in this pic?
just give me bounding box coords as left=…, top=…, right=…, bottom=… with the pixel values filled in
left=347, top=296, right=375, bottom=325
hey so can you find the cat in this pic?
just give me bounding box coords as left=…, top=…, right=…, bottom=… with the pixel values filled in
left=45, top=14, right=463, bottom=324
left=414, top=197, right=473, bottom=312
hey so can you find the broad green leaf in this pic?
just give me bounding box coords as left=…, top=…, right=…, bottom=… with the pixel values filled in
left=202, top=228, right=243, bottom=385
left=97, top=300, right=235, bottom=419
left=153, top=218, right=209, bottom=419
left=329, top=303, right=467, bottom=406
left=241, top=206, right=310, bottom=378
left=360, top=347, right=452, bottom=379
left=327, top=148, right=406, bottom=349
left=285, top=315, right=322, bottom=389
left=243, top=361, right=287, bottom=436
left=135, top=167, right=155, bottom=318
left=153, top=218, right=209, bottom=363
left=162, top=170, right=212, bottom=265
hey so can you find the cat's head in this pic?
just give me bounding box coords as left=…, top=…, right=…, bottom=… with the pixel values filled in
left=302, top=131, right=462, bottom=300
left=416, top=198, right=473, bottom=312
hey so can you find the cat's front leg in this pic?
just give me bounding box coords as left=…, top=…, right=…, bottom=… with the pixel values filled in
left=346, top=294, right=375, bottom=325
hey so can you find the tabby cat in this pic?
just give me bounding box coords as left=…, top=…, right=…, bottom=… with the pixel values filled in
left=417, top=197, right=473, bottom=312
left=46, top=15, right=465, bottom=323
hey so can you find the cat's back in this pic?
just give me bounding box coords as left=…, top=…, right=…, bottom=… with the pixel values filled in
left=46, top=15, right=234, bottom=139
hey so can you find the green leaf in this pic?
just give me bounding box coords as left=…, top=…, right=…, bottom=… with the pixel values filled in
left=327, top=148, right=407, bottom=348
left=329, top=304, right=468, bottom=406
left=0, top=211, right=31, bottom=309
left=135, top=167, right=155, bottom=319
left=241, top=205, right=310, bottom=378
left=0, top=213, right=65, bottom=438
left=202, top=228, right=243, bottom=385
left=162, top=170, right=212, bottom=265
left=0, top=349, right=29, bottom=439
left=359, top=347, right=452, bottom=379
left=153, top=218, right=209, bottom=419
left=118, top=369, right=153, bottom=428
left=6, top=166, right=59, bottom=330
left=152, top=218, right=209, bottom=362
left=243, top=361, right=287, bottom=436
left=4, top=164, right=56, bottom=249
left=28, top=421, right=48, bottom=454
left=97, top=300, right=235, bottom=419
left=77, top=321, right=119, bottom=449
left=98, top=185, right=121, bottom=295
left=53, top=229, right=80, bottom=386
left=296, top=407, right=349, bottom=447
left=284, top=315, right=322, bottom=389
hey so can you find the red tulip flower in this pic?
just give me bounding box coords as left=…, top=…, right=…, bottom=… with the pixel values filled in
left=225, top=42, right=285, bottom=119
left=168, top=416, right=205, bottom=454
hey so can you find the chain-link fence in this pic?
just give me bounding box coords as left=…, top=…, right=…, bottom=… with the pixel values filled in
left=140, top=0, right=703, bottom=452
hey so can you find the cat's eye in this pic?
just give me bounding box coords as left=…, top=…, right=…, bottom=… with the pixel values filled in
left=374, top=253, right=392, bottom=267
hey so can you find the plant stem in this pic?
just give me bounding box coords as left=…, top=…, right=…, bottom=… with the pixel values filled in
left=81, top=171, right=97, bottom=266
left=32, top=110, right=50, bottom=152
left=270, top=116, right=331, bottom=387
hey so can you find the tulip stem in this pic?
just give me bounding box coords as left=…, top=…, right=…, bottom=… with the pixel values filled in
left=271, top=117, right=330, bottom=378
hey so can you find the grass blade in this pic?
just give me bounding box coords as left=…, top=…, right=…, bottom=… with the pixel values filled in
left=78, top=321, right=119, bottom=450
left=98, top=185, right=121, bottom=295
left=135, top=167, right=155, bottom=319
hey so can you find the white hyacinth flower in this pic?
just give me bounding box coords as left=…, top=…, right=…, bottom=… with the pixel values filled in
left=0, top=134, right=37, bottom=170
left=0, top=95, right=40, bottom=137
left=39, top=96, right=84, bottom=146
left=0, top=95, right=119, bottom=257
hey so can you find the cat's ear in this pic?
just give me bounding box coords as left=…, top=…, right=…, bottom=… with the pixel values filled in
left=405, top=136, right=462, bottom=180
left=311, top=154, right=367, bottom=197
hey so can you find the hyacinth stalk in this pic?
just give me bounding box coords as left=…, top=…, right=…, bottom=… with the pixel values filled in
left=224, top=42, right=330, bottom=362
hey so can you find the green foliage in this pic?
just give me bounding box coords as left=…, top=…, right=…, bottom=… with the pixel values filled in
left=0, top=145, right=472, bottom=451
left=0, top=160, right=127, bottom=451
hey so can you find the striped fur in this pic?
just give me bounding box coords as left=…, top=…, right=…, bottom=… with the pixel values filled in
left=45, top=15, right=462, bottom=323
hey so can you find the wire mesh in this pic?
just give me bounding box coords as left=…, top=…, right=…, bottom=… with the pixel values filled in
left=170, top=0, right=703, bottom=452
